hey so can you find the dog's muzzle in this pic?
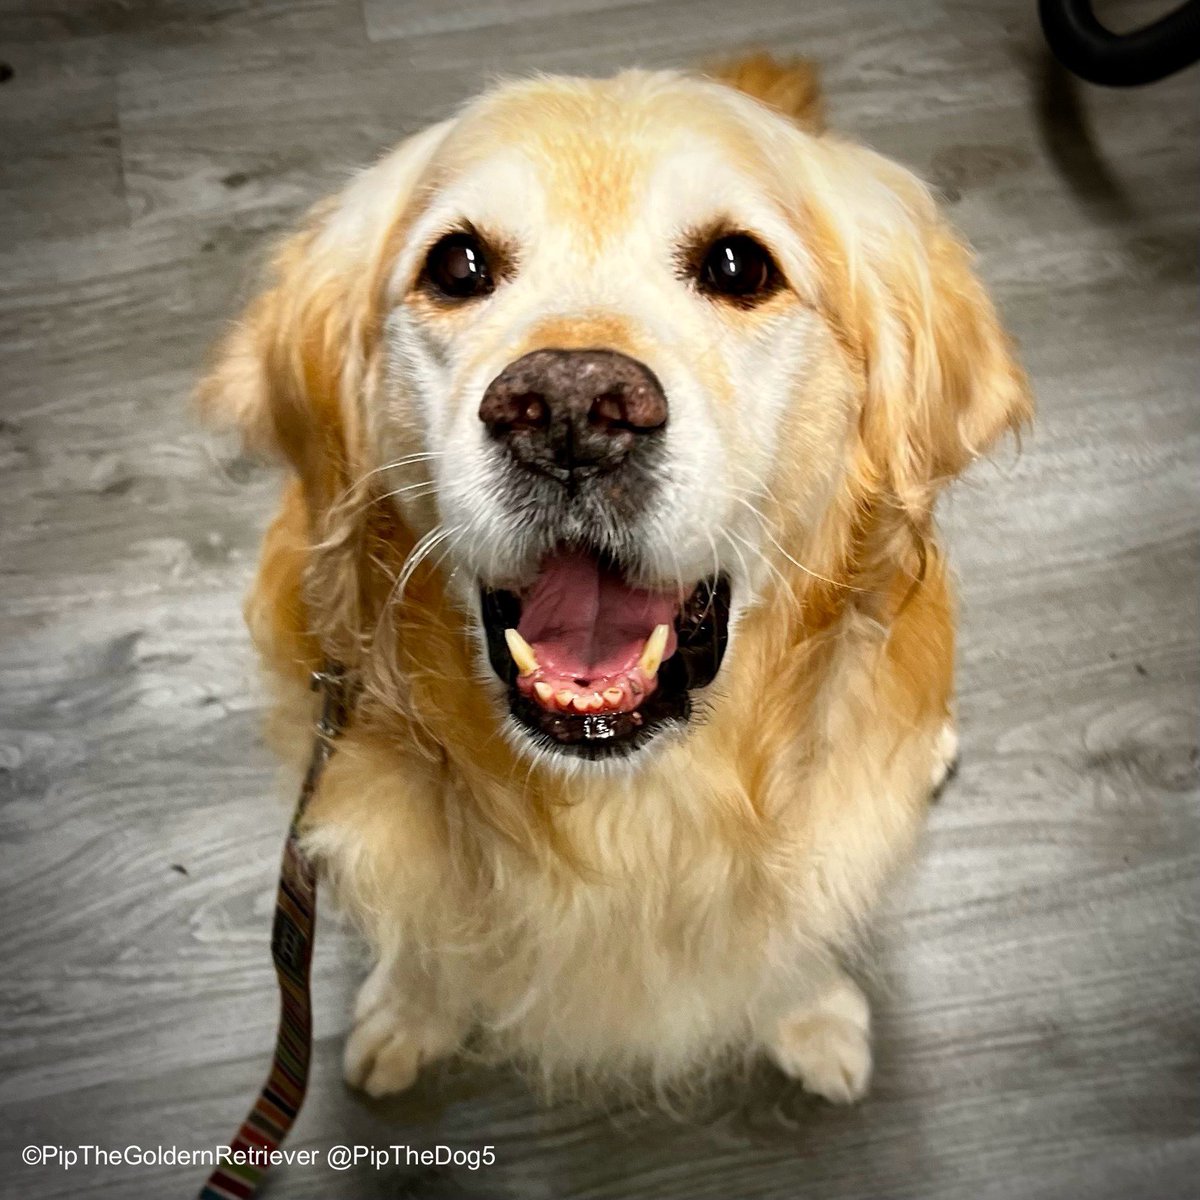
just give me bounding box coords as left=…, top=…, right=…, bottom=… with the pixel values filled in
left=474, top=347, right=730, bottom=759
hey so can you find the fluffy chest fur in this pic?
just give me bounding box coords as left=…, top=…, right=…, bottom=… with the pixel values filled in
left=254, top=482, right=950, bottom=1085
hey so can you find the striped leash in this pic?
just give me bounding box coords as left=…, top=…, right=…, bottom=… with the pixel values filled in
left=198, top=664, right=355, bottom=1200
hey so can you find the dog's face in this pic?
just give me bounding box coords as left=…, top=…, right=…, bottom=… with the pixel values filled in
left=203, top=66, right=1030, bottom=765
left=382, top=78, right=855, bottom=759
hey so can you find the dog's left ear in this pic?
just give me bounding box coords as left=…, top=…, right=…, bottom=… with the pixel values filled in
left=706, top=52, right=825, bottom=133
left=802, top=140, right=1034, bottom=516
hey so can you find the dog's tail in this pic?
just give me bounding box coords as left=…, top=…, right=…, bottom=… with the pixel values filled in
left=705, top=52, right=825, bottom=133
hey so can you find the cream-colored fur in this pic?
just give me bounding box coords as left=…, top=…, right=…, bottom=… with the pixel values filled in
left=303, top=606, right=935, bottom=1096
left=199, top=58, right=1031, bottom=1103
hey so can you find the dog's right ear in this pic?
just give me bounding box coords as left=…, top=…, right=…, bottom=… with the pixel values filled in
left=196, top=122, right=451, bottom=515
left=195, top=206, right=362, bottom=515
left=196, top=295, right=281, bottom=459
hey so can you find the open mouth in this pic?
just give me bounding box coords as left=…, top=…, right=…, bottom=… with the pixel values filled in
left=480, top=548, right=731, bottom=759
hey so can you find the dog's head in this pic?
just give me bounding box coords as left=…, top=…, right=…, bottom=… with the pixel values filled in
left=201, top=58, right=1030, bottom=766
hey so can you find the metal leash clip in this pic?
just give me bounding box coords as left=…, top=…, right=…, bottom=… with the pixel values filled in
left=311, top=663, right=353, bottom=742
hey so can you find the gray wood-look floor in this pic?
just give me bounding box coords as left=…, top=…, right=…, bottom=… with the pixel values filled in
left=1, top=1, right=1197, bottom=1197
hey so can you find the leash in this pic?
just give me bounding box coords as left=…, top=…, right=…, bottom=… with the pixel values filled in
left=199, top=663, right=356, bottom=1200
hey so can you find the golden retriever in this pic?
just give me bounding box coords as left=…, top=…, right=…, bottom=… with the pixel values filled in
left=199, top=55, right=1031, bottom=1105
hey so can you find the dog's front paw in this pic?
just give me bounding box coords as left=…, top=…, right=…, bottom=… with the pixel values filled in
left=767, top=976, right=872, bottom=1104
left=342, top=1007, right=460, bottom=1098
left=930, top=718, right=959, bottom=796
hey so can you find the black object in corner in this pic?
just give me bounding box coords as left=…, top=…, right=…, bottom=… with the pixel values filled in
left=1039, top=0, right=1200, bottom=85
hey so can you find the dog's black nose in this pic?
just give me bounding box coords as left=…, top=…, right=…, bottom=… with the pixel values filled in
left=479, top=348, right=667, bottom=482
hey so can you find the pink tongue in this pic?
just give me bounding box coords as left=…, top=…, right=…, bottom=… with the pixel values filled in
left=517, top=550, right=678, bottom=683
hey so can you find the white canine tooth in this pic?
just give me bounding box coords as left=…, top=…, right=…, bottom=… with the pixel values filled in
left=556, top=689, right=574, bottom=708
left=534, top=682, right=555, bottom=704
left=504, top=628, right=538, bottom=676
left=637, top=623, right=670, bottom=677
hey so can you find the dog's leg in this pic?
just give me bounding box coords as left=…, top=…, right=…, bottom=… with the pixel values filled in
left=766, top=968, right=872, bottom=1104
left=342, top=948, right=465, bottom=1098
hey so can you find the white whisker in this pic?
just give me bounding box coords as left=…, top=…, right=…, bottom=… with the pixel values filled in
left=727, top=492, right=862, bottom=592
left=325, top=450, right=446, bottom=523
left=395, top=524, right=462, bottom=603
left=373, top=478, right=438, bottom=506
left=718, top=525, right=755, bottom=593
left=721, top=524, right=791, bottom=596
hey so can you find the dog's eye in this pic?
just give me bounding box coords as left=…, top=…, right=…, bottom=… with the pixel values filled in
left=698, top=234, right=778, bottom=300
left=424, top=232, right=494, bottom=300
